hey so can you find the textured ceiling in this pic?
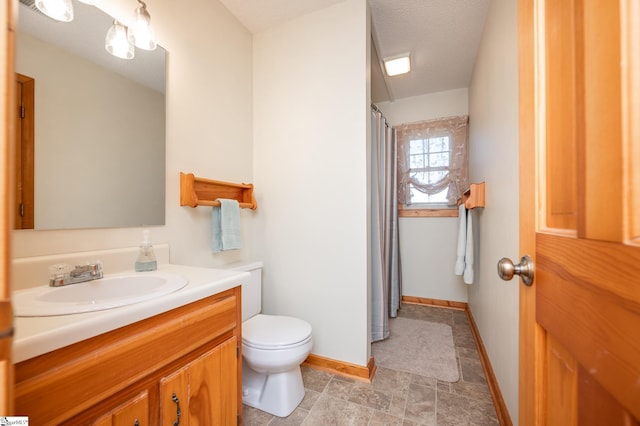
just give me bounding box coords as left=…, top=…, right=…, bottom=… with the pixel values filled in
left=219, top=0, right=346, bottom=34
left=20, top=0, right=488, bottom=102
left=369, top=0, right=490, bottom=102
left=219, top=0, right=491, bottom=103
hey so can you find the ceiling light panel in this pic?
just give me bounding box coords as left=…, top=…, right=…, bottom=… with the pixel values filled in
left=384, top=54, right=411, bottom=77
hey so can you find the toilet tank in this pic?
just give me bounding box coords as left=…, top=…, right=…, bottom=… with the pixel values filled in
left=226, top=261, right=263, bottom=322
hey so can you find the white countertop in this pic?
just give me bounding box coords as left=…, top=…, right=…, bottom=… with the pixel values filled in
left=13, top=264, right=249, bottom=363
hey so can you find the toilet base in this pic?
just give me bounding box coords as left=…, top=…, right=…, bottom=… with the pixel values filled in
left=242, top=360, right=305, bottom=417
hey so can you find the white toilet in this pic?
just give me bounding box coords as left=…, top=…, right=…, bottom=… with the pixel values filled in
left=229, top=261, right=313, bottom=418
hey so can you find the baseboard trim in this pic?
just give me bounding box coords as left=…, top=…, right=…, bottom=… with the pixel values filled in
left=466, top=309, right=513, bottom=426
left=303, top=354, right=376, bottom=383
left=402, top=295, right=468, bottom=310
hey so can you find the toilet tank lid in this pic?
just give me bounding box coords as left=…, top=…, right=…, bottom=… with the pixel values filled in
left=243, top=314, right=312, bottom=348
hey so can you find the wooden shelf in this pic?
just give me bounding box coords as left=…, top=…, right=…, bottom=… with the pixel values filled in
left=180, top=172, right=257, bottom=210
left=459, top=182, right=485, bottom=209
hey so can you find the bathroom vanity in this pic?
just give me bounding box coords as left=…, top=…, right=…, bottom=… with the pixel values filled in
left=12, top=264, right=247, bottom=425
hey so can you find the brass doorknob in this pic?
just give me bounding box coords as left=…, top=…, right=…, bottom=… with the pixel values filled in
left=497, top=255, right=534, bottom=286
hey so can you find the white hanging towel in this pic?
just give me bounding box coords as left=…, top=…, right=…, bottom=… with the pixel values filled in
left=463, top=209, right=474, bottom=284
left=455, top=204, right=467, bottom=275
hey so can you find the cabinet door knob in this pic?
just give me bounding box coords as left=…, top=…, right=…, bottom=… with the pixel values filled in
left=171, top=393, right=182, bottom=426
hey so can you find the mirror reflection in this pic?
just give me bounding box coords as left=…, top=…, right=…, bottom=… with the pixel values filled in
left=15, top=0, right=166, bottom=230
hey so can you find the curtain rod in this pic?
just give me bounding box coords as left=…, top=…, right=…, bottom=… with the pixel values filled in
left=371, top=103, right=391, bottom=127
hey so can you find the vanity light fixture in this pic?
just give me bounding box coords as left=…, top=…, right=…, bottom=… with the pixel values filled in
left=105, top=20, right=135, bottom=60
left=383, top=53, right=411, bottom=77
left=35, top=0, right=73, bottom=22
left=131, top=0, right=157, bottom=51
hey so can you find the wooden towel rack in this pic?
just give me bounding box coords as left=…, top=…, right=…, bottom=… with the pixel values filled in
left=458, top=182, right=485, bottom=209
left=180, top=172, right=257, bottom=210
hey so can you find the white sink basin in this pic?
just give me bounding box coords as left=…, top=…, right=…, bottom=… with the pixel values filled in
left=14, top=271, right=188, bottom=317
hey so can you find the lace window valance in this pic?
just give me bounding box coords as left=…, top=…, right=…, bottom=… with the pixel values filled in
left=397, top=116, right=469, bottom=206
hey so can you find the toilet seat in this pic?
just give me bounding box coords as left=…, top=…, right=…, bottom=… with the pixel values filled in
left=243, top=314, right=312, bottom=350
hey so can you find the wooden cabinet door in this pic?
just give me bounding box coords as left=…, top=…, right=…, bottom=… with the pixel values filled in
left=519, top=0, right=640, bottom=424
left=160, top=365, right=189, bottom=426
left=112, top=391, right=149, bottom=426
left=93, top=415, right=112, bottom=426
left=160, top=337, right=238, bottom=426
left=93, top=391, right=149, bottom=426
left=189, top=337, right=237, bottom=426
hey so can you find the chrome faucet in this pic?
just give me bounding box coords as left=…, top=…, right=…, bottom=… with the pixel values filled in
left=49, top=261, right=104, bottom=287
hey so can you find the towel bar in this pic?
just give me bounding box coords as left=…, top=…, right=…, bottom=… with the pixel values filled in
left=179, top=172, right=257, bottom=209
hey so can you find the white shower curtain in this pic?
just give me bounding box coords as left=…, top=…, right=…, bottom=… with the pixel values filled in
left=371, top=108, right=401, bottom=343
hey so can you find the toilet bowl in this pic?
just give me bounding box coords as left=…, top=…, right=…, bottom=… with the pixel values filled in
left=242, top=314, right=312, bottom=416
left=228, top=262, right=313, bottom=417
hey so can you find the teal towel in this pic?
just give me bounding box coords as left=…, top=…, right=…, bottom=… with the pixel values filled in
left=211, top=199, right=241, bottom=252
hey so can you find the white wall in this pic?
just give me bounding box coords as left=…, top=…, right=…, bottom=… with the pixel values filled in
left=376, top=89, right=469, bottom=303
left=252, top=0, right=371, bottom=366
left=377, top=88, right=468, bottom=126
left=468, top=0, right=519, bottom=421
left=12, top=0, right=255, bottom=271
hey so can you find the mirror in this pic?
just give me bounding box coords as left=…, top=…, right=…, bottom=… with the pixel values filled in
left=15, top=0, right=166, bottom=230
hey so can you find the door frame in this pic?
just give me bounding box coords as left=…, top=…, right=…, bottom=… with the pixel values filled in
left=0, top=0, right=16, bottom=414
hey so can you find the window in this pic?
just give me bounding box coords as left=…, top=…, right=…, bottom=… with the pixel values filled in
left=397, top=116, right=469, bottom=209
left=408, top=136, right=451, bottom=204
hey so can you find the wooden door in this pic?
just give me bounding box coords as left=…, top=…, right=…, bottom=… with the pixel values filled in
left=0, top=0, right=15, bottom=416
left=14, top=74, right=34, bottom=230
left=519, top=0, right=640, bottom=424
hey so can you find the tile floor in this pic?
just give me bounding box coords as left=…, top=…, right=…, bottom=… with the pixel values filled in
left=242, top=303, right=499, bottom=425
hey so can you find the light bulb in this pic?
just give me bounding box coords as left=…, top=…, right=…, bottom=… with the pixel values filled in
left=132, top=0, right=157, bottom=51
left=35, top=0, right=73, bottom=22
left=105, top=21, right=135, bottom=60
